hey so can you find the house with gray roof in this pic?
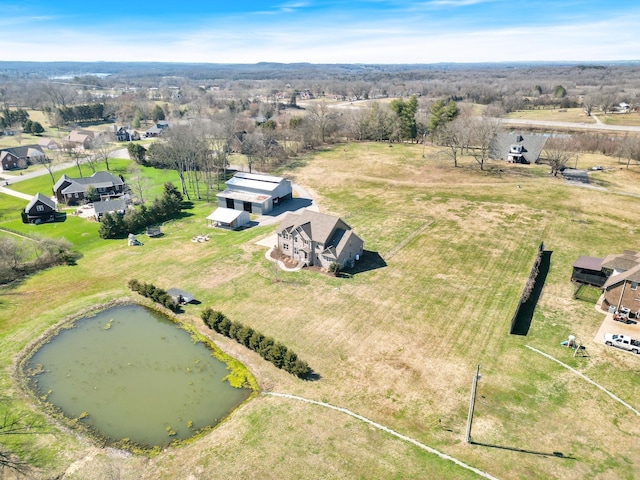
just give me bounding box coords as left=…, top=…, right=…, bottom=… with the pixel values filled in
left=0, top=145, right=47, bottom=170
left=143, top=121, right=169, bottom=138
left=53, top=171, right=125, bottom=204
left=490, top=133, right=548, bottom=164
left=217, top=171, right=292, bottom=215
left=276, top=209, right=364, bottom=269
left=24, top=193, right=57, bottom=224
left=93, top=198, right=127, bottom=221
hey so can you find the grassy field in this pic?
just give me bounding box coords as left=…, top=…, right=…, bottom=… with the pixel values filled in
left=506, top=108, right=596, bottom=124
left=1, top=144, right=640, bottom=479
left=601, top=113, right=640, bottom=126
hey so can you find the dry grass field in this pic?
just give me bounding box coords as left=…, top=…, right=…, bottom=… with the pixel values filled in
left=506, top=108, right=596, bottom=124
left=1, top=143, right=640, bottom=479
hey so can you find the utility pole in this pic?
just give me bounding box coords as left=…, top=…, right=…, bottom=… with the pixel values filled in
left=465, top=365, right=481, bottom=443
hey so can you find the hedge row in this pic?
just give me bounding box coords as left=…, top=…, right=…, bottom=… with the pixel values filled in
left=128, top=279, right=179, bottom=312
left=201, top=308, right=310, bottom=379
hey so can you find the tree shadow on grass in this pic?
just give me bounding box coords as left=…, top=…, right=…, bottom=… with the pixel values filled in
left=303, top=369, right=322, bottom=382
left=510, top=250, right=552, bottom=336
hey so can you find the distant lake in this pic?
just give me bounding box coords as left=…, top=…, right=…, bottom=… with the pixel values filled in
left=24, top=304, right=251, bottom=448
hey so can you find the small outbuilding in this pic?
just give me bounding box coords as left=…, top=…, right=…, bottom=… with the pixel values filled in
left=206, top=207, right=250, bottom=230
left=167, top=288, right=194, bottom=305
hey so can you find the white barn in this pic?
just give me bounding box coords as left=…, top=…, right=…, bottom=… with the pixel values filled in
left=206, top=207, right=250, bottom=230
left=216, top=172, right=292, bottom=215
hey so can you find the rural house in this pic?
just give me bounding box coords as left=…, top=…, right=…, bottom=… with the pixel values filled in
left=93, top=198, right=127, bottom=221
left=573, top=250, right=640, bottom=313
left=217, top=172, right=292, bottom=215
left=63, top=130, right=97, bottom=150
left=276, top=209, right=364, bottom=269
left=600, top=251, right=640, bottom=313
left=115, top=126, right=140, bottom=142
left=144, top=121, right=169, bottom=138
left=53, top=171, right=125, bottom=204
left=23, top=193, right=57, bottom=224
left=37, top=137, right=60, bottom=150
left=0, top=145, right=47, bottom=170
left=490, top=133, right=548, bottom=164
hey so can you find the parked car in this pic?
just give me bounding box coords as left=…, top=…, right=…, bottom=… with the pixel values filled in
left=604, top=333, right=640, bottom=354
left=613, top=312, right=637, bottom=324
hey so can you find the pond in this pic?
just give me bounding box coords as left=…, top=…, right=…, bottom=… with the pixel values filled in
left=22, top=304, right=252, bottom=449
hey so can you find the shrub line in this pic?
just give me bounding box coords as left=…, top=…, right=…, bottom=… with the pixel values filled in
left=201, top=307, right=311, bottom=379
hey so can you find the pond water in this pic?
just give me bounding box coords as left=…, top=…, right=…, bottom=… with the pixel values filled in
left=24, top=304, right=251, bottom=448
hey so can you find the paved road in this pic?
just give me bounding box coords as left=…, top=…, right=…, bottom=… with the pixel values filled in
left=501, top=117, right=640, bottom=133
left=0, top=185, right=33, bottom=201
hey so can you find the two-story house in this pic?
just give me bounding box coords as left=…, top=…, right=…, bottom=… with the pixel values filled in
left=277, top=209, right=364, bottom=270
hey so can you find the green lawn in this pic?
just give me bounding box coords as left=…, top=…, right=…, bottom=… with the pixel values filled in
left=1, top=143, right=639, bottom=479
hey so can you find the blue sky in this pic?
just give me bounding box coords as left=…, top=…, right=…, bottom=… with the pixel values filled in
left=1, top=1, right=638, bottom=63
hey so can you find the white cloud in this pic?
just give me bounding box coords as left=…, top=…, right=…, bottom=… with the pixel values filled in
left=0, top=9, right=638, bottom=64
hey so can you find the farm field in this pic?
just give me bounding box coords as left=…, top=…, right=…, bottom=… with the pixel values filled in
left=506, top=108, right=596, bottom=124
left=1, top=143, right=640, bottom=479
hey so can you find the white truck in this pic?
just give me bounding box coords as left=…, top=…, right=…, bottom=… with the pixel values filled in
left=604, top=333, right=640, bottom=354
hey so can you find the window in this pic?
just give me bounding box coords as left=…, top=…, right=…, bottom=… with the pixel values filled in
left=36, top=205, right=44, bottom=212
left=632, top=282, right=638, bottom=291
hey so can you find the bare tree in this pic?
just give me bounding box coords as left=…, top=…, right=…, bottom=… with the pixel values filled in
left=92, top=135, right=115, bottom=171
left=615, top=135, right=640, bottom=169
left=34, top=152, right=58, bottom=186
left=0, top=404, right=48, bottom=476
left=126, top=163, right=150, bottom=205
left=307, top=101, right=338, bottom=143
left=62, top=143, right=85, bottom=177
left=582, top=94, right=596, bottom=116
left=436, top=117, right=469, bottom=167
left=542, top=137, right=575, bottom=176
left=468, top=115, right=501, bottom=171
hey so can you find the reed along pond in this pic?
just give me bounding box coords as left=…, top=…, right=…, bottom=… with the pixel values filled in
left=23, top=304, right=252, bottom=448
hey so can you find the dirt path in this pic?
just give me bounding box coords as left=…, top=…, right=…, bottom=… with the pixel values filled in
left=265, top=392, right=500, bottom=480
left=524, top=345, right=640, bottom=416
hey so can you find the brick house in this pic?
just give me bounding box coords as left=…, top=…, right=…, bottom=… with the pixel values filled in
left=600, top=251, right=640, bottom=313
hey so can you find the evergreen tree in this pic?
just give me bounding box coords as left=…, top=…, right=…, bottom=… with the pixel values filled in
left=152, top=104, right=166, bottom=122
left=248, top=331, right=265, bottom=351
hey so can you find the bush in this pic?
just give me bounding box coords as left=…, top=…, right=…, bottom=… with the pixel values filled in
left=217, top=318, right=232, bottom=337
left=248, top=331, right=265, bottom=351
